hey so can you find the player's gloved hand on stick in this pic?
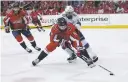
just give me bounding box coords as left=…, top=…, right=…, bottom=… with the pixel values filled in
left=76, top=46, right=84, bottom=56
left=4, top=26, right=10, bottom=33
left=77, top=46, right=85, bottom=50
left=26, top=25, right=31, bottom=31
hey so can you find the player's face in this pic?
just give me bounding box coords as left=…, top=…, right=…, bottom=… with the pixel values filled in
left=66, top=12, right=73, bottom=19
left=13, top=7, right=20, bottom=14
left=67, top=12, right=73, bottom=14
left=59, top=25, right=67, bottom=31
left=13, top=7, right=20, bottom=11
left=66, top=12, right=73, bottom=16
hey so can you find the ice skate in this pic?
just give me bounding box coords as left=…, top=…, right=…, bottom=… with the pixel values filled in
left=26, top=47, right=32, bottom=53
left=37, top=27, right=45, bottom=32
left=37, top=27, right=42, bottom=32
left=87, top=58, right=96, bottom=68
left=32, top=59, right=40, bottom=66
left=34, top=46, right=41, bottom=51
left=67, top=53, right=77, bottom=63
left=92, top=56, right=98, bottom=63
left=41, top=27, right=45, bottom=32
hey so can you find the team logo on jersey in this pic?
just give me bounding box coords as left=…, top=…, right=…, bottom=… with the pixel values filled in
left=13, top=18, right=23, bottom=24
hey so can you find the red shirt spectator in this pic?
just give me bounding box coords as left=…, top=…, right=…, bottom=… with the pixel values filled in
left=45, top=9, right=52, bottom=15
left=124, top=6, right=128, bottom=13
left=98, top=5, right=104, bottom=14
left=60, top=7, right=64, bottom=13
left=74, top=7, right=80, bottom=14
left=104, top=5, right=110, bottom=13
left=82, top=7, right=88, bottom=14
left=52, top=8, right=58, bottom=15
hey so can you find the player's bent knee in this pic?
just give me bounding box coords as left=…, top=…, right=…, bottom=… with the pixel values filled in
left=46, top=42, right=59, bottom=52
left=15, top=35, right=23, bottom=43
left=12, top=31, right=19, bottom=37
left=84, top=43, right=90, bottom=49
left=27, top=35, right=34, bottom=41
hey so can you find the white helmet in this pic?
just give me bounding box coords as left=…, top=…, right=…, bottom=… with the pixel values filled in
left=65, top=6, right=74, bottom=13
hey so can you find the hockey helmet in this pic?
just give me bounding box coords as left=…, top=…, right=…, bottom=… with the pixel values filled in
left=57, top=17, right=67, bottom=31
left=65, top=6, right=74, bottom=13
left=65, top=6, right=74, bottom=19
left=13, top=2, right=20, bottom=12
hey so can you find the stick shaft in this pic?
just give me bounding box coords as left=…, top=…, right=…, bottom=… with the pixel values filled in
left=98, top=65, right=112, bottom=73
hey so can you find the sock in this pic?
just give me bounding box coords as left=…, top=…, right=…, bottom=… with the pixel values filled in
left=30, top=40, right=36, bottom=48
left=20, top=41, right=27, bottom=49
left=38, top=51, right=48, bottom=60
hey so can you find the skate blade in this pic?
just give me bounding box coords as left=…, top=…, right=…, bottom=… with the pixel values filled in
left=89, top=64, right=96, bottom=68
left=68, top=59, right=77, bottom=63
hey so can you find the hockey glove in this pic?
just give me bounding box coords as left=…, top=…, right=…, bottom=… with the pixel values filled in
left=76, top=46, right=85, bottom=57
left=77, top=46, right=85, bottom=51
left=26, top=25, right=31, bottom=31
left=4, top=26, right=10, bottom=33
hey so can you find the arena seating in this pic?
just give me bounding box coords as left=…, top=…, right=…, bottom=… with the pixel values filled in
left=1, top=1, right=128, bottom=16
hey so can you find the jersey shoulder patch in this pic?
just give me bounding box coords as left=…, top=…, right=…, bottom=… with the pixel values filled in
left=51, top=24, right=60, bottom=34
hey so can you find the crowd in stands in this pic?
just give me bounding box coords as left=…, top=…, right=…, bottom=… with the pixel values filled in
left=1, top=1, right=128, bottom=16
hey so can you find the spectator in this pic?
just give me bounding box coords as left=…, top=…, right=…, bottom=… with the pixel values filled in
left=98, top=4, right=104, bottom=14
left=1, top=1, right=128, bottom=15
left=116, top=5, right=124, bottom=13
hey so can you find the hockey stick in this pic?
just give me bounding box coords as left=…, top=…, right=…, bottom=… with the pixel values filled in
left=42, top=25, right=53, bottom=27
left=98, top=65, right=115, bottom=75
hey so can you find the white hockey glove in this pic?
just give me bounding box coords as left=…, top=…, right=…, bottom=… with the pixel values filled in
left=77, top=46, right=85, bottom=51
left=76, top=46, right=85, bottom=57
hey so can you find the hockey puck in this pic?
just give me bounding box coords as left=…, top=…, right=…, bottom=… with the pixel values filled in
left=110, top=73, right=114, bottom=75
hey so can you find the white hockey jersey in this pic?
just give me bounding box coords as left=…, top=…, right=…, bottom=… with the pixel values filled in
left=59, top=11, right=81, bottom=30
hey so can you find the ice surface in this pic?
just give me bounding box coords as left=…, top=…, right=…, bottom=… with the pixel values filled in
left=1, top=29, right=128, bottom=82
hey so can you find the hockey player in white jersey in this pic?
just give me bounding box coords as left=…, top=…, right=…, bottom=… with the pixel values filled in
left=60, top=6, right=98, bottom=63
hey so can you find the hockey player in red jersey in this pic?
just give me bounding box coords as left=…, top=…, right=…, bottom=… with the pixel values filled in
left=61, top=6, right=98, bottom=63
left=30, top=7, right=45, bottom=32
left=3, top=3, right=41, bottom=53
left=32, top=17, right=95, bottom=68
